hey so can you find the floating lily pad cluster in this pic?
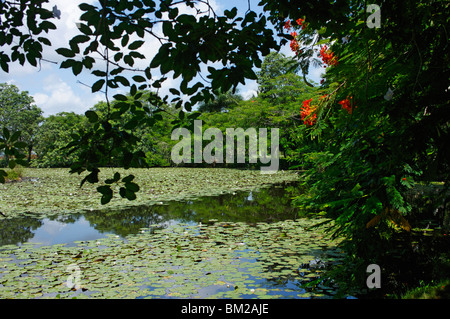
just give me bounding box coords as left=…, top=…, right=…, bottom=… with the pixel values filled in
left=0, top=219, right=342, bottom=299
left=0, top=168, right=299, bottom=219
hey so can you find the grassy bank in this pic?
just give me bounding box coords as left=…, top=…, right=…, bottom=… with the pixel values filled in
left=401, top=280, right=450, bottom=299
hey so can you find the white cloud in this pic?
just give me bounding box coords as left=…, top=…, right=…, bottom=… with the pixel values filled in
left=308, top=65, right=325, bottom=84
left=33, top=74, right=103, bottom=116
left=239, top=80, right=259, bottom=100
left=41, top=1, right=98, bottom=62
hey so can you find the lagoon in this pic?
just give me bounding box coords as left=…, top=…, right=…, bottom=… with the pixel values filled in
left=0, top=168, right=344, bottom=299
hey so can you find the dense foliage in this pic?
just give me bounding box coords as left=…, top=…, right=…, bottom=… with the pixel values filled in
left=261, top=0, right=450, bottom=296
left=0, top=83, right=42, bottom=180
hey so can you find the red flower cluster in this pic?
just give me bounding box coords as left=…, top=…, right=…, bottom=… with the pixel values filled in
left=290, top=40, right=300, bottom=52
left=285, top=18, right=306, bottom=30
left=290, top=31, right=300, bottom=52
left=319, top=45, right=338, bottom=66
left=296, top=18, right=306, bottom=30
left=339, top=96, right=356, bottom=114
left=284, top=19, right=292, bottom=31
left=284, top=18, right=306, bottom=55
left=301, top=98, right=317, bottom=126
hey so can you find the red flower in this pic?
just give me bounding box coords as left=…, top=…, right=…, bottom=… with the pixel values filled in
left=296, top=18, right=305, bottom=26
left=284, top=19, right=291, bottom=31
left=301, top=98, right=317, bottom=126
left=290, top=39, right=300, bottom=52
left=289, top=32, right=300, bottom=53
left=319, top=45, right=338, bottom=66
left=339, top=96, right=356, bottom=114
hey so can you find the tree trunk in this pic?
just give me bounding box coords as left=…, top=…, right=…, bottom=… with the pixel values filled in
left=27, top=144, right=33, bottom=163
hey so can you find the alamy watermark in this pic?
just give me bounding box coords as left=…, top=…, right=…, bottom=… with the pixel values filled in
left=367, top=4, right=381, bottom=29
left=366, top=264, right=381, bottom=289
left=171, top=120, right=280, bottom=174
left=66, top=264, right=82, bottom=290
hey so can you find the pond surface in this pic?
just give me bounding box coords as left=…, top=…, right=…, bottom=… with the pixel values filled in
left=1, top=184, right=301, bottom=247
left=0, top=183, right=345, bottom=299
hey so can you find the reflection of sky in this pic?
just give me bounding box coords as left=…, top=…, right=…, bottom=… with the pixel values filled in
left=28, top=217, right=112, bottom=247
left=24, top=216, right=197, bottom=247
left=17, top=186, right=293, bottom=247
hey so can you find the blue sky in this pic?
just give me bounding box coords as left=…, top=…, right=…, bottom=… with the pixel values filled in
left=0, top=0, right=323, bottom=117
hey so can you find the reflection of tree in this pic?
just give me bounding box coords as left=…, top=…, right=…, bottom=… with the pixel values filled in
left=47, top=213, right=83, bottom=225
left=0, top=217, right=42, bottom=246
left=81, top=183, right=301, bottom=237
left=0, top=184, right=302, bottom=246
left=81, top=205, right=170, bottom=238
left=177, top=186, right=299, bottom=223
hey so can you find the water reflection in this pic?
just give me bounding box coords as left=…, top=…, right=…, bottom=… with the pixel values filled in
left=0, top=183, right=301, bottom=247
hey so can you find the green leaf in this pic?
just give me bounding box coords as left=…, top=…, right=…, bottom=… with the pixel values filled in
left=169, top=88, right=180, bottom=95
left=114, top=75, right=130, bottom=87
left=56, top=48, right=76, bottom=58
left=145, top=67, right=152, bottom=79
left=128, top=40, right=145, bottom=50
left=130, top=84, right=137, bottom=96
left=150, top=43, right=171, bottom=68
left=97, top=185, right=113, bottom=204
left=168, top=7, right=179, bottom=20
left=110, top=67, right=124, bottom=76
left=71, top=35, right=91, bottom=44
left=13, top=141, right=27, bottom=149
left=8, top=160, right=16, bottom=169
left=125, top=182, right=140, bottom=193
left=97, top=185, right=112, bottom=196
left=114, top=94, right=128, bottom=101
left=124, top=55, right=134, bottom=66
left=162, top=21, right=175, bottom=39
left=92, top=70, right=107, bottom=77
left=114, top=52, right=123, bottom=62
left=91, top=79, right=105, bottom=93
left=177, top=14, right=196, bottom=26
left=60, top=59, right=75, bottom=69
left=124, top=117, right=139, bottom=130
left=121, top=34, right=129, bottom=47
left=85, top=110, right=99, bottom=123
left=2, top=127, right=10, bottom=140
left=72, top=61, right=83, bottom=75
left=37, top=37, right=51, bottom=46
left=122, top=174, right=135, bottom=183
left=0, top=169, right=7, bottom=184
left=132, top=75, right=146, bottom=83
left=77, top=23, right=92, bottom=35
left=188, top=112, right=201, bottom=120
left=10, top=131, right=21, bottom=142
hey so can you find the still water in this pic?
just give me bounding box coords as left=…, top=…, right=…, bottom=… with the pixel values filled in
left=1, top=184, right=300, bottom=247
left=0, top=184, right=346, bottom=299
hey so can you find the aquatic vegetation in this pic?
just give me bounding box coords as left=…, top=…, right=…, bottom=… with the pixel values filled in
left=0, top=168, right=298, bottom=219
left=0, top=219, right=342, bottom=299
left=0, top=167, right=346, bottom=299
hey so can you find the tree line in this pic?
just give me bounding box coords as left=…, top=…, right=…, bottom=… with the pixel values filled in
left=1, top=51, right=317, bottom=170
